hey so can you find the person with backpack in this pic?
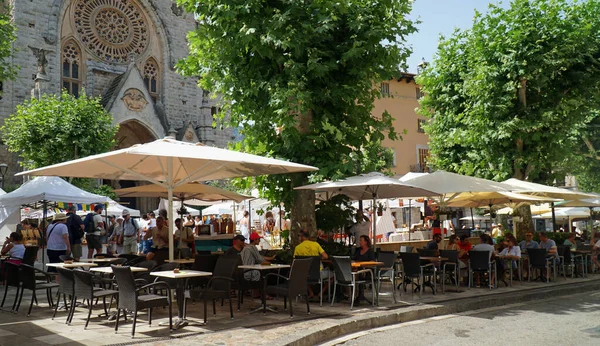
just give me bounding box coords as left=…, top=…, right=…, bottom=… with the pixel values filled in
left=121, top=209, right=140, bottom=254
left=66, top=205, right=84, bottom=261
left=84, top=204, right=105, bottom=258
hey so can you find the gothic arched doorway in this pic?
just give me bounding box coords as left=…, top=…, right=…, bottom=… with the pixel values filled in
left=112, top=120, right=159, bottom=214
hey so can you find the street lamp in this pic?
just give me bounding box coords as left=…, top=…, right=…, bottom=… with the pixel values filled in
left=0, top=163, right=8, bottom=189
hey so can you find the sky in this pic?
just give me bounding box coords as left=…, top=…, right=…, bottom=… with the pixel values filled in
left=405, top=0, right=510, bottom=73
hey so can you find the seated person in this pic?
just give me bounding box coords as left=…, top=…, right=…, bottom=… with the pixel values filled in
left=352, top=235, right=375, bottom=262
left=519, top=232, right=539, bottom=251
left=498, top=236, right=521, bottom=283
left=240, top=232, right=275, bottom=281
left=1, top=232, right=25, bottom=264
left=538, top=232, right=558, bottom=281
left=225, top=235, right=246, bottom=256
left=563, top=233, right=577, bottom=251
left=145, top=216, right=170, bottom=264
left=457, top=234, right=473, bottom=263
left=425, top=234, right=442, bottom=254
left=294, top=228, right=330, bottom=299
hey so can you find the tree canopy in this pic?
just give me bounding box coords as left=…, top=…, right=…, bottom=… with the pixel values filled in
left=417, top=0, right=600, bottom=185
left=2, top=91, right=118, bottom=170
left=0, top=0, right=16, bottom=84
left=177, top=0, right=417, bottom=241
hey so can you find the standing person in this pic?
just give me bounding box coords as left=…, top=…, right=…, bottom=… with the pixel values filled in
left=183, top=215, right=195, bottom=233
left=262, top=211, right=275, bottom=237
left=84, top=204, right=105, bottom=259
left=137, top=214, right=149, bottom=255
left=350, top=210, right=370, bottom=246
left=194, top=215, right=203, bottom=234
left=239, top=211, right=250, bottom=242
left=108, top=217, right=124, bottom=254
left=121, top=210, right=139, bottom=255
left=142, top=212, right=156, bottom=254
left=66, top=205, right=84, bottom=261
left=46, top=213, right=71, bottom=270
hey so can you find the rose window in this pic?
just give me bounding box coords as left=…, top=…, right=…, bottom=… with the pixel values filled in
left=73, top=0, right=149, bottom=64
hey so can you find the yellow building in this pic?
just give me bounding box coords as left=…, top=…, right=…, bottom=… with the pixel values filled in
left=373, top=73, right=430, bottom=175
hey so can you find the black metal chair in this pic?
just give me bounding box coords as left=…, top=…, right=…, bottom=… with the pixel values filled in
left=185, top=257, right=238, bottom=324
left=295, top=256, right=325, bottom=306
left=440, top=250, right=460, bottom=293
left=399, top=252, right=436, bottom=298
left=22, top=246, right=39, bottom=265
left=330, top=256, right=374, bottom=310
left=375, top=251, right=398, bottom=304
left=527, top=248, right=551, bottom=283
left=189, top=254, right=219, bottom=288
left=131, top=260, right=157, bottom=285
left=418, top=248, right=438, bottom=257
left=94, top=253, right=115, bottom=258
left=265, top=258, right=312, bottom=318
left=72, top=269, right=119, bottom=329
left=111, top=265, right=172, bottom=338
left=399, top=246, right=413, bottom=253
left=1, top=262, right=21, bottom=312
left=52, top=267, right=75, bottom=324
left=468, top=250, right=496, bottom=289
left=59, top=255, right=74, bottom=262
left=557, top=245, right=582, bottom=279
left=16, top=264, right=59, bottom=316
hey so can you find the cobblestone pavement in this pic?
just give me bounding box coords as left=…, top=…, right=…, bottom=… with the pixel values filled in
left=0, top=274, right=598, bottom=346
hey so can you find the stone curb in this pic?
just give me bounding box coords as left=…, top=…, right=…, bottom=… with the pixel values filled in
left=276, top=278, right=600, bottom=346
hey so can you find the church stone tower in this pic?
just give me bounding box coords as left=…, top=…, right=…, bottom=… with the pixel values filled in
left=0, top=0, right=234, bottom=187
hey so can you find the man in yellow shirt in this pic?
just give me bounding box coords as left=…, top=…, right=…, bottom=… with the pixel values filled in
left=293, top=229, right=330, bottom=299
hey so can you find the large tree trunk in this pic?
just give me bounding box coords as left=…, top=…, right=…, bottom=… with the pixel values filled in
left=513, top=204, right=534, bottom=239
left=290, top=172, right=316, bottom=248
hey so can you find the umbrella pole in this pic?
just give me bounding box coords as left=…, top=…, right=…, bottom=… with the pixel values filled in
left=42, top=200, right=47, bottom=266
left=470, top=208, right=475, bottom=229
left=590, top=207, right=594, bottom=236
left=551, top=202, right=556, bottom=231
left=372, top=194, right=377, bottom=249
left=408, top=199, right=412, bottom=241
left=167, top=158, right=174, bottom=261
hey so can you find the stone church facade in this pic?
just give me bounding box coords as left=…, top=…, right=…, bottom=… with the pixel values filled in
left=0, top=0, right=235, bottom=188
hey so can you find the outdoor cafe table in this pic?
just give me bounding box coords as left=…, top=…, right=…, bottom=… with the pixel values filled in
left=495, top=255, right=522, bottom=287
left=351, top=261, right=384, bottom=268
left=46, top=262, right=98, bottom=269
left=150, top=270, right=212, bottom=329
left=78, top=258, right=122, bottom=263
left=237, top=264, right=291, bottom=314
left=165, top=259, right=195, bottom=265
left=89, top=266, right=148, bottom=274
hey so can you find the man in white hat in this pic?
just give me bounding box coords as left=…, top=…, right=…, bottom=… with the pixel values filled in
left=46, top=213, right=71, bottom=270
left=121, top=209, right=140, bottom=255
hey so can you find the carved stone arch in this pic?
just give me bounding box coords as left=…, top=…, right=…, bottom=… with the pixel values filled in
left=115, top=119, right=158, bottom=149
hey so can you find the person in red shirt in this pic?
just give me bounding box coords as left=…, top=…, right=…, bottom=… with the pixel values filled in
left=457, top=234, right=472, bottom=263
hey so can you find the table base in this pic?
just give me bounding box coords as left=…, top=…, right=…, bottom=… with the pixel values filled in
left=159, top=317, right=205, bottom=329
left=249, top=304, right=279, bottom=314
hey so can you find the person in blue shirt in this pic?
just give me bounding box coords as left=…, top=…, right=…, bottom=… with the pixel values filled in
left=518, top=232, right=539, bottom=251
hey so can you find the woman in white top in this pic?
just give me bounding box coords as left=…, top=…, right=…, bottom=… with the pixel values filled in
left=1, top=232, right=26, bottom=262
left=499, top=236, right=521, bottom=283
left=239, top=211, right=250, bottom=242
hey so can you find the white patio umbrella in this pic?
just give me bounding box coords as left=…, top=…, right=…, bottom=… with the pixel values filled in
left=295, top=172, right=438, bottom=247
left=446, top=191, right=561, bottom=208
left=114, top=182, right=250, bottom=203
left=502, top=178, right=597, bottom=230
left=17, top=137, right=318, bottom=261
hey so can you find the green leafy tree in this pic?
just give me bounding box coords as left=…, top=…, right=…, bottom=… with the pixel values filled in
left=2, top=90, right=118, bottom=170
left=177, top=0, right=417, bottom=245
left=0, top=0, right=17, bottom=85
left=417, top=0, right=600, bottom=235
